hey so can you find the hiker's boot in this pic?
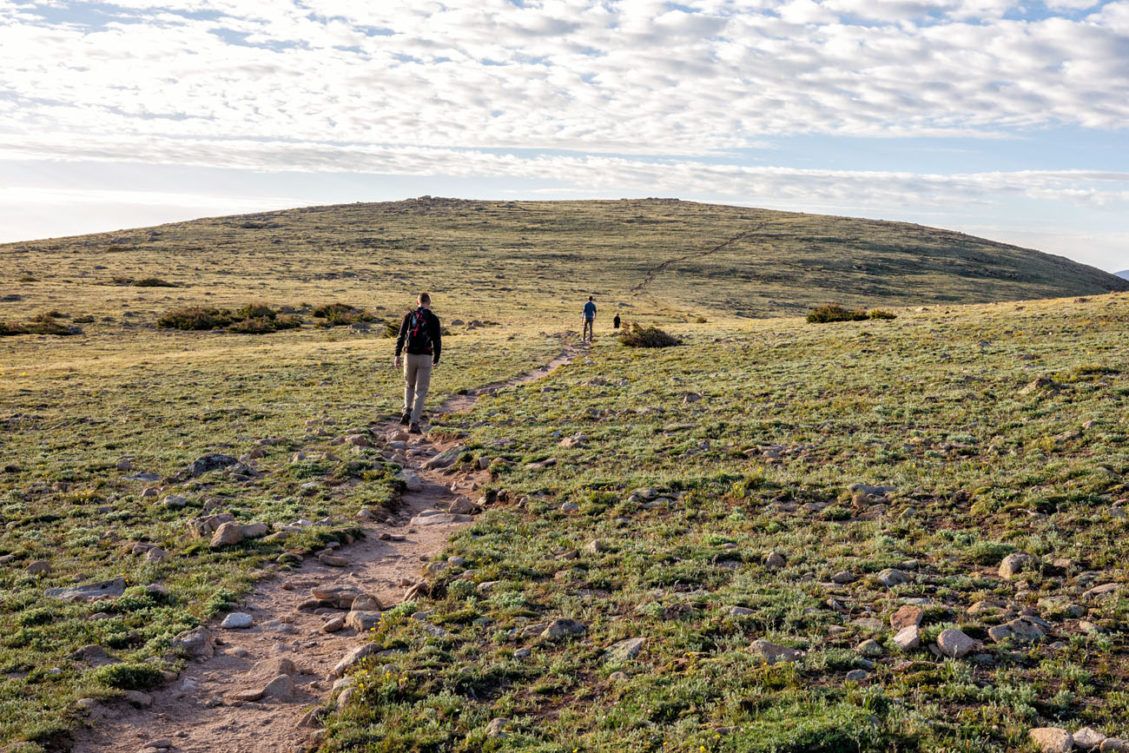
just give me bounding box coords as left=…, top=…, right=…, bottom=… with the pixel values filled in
left=409, top=422, right=422, bottom=435
left=399, top=412, right=411, bottom=425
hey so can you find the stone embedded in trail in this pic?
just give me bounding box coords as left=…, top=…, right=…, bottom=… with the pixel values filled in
left=209, top=521, right=245, bottom=548
left=221, top=612, right=253, bottom=629
left=398, top=470, right=424, bottom=492
left=233, top=673, right=294, bottom=703
left=1074, top=727, right=1107, bottom=751
left=322, top=616, right=346, bottom=633
left=874, top=568, right=909, bottom=588
left=605, top=637, right=645, bottom=662
left=346, top=610, right=381, bottom=632
left=425, top=447, right=463, bottom=470
left=46, top=577, right=125, bottom=602
left=311, top=586, right=362, bottom=609
left=448, top=496, right=478, bottom=515
left=171, top=626, right=215, bottom=659
left=890, top=605, right=924, bottom=630
left=332, top=643, right=379, bottom=678
left=937, top=628, right=980, bottom=658
left=319, top=553, right=349, bottom=567
left=541, top=618, right=587, bottom=641
left=409, top=512, right=474, bottom=526
left=894, top=625, right=921, bottom=651
left=123, top=690, right=152, bottom=708
left=998, top=552, right=1035, bottom=579
left=352, top=593, right=383, bottom=611
left=1028, top=728, right=1073, bottom=753
left=750, top=639, right=800, bottom=664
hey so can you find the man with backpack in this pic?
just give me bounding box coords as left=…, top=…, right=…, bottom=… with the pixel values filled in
left=582, top=296, right=597, bottom=343
left=394, top=292, right=442, bottom=434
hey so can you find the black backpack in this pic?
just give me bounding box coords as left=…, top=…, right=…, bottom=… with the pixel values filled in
left=406, top=308, right=432, bottom=352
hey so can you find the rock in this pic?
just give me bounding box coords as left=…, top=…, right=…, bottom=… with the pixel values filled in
left=399, top=470, right=424, bottom=491
left=221, top=612, right=254, bottom=629
left=541, top=618, right=587, bottom=641
left=241, top=522, right=269, bottom=539
left=448, top=496, right=478, bottom=515
left=936, top=628, right=980, bottom=658
left=987, top=617, right=1045, bottom=643
left=187, top=512, right=235, bottom=538
left=332, top=643, right=379, bottom=677
left=874, top=568, right=909, bottom=588
left=141, top=739, right=172, bottom=750
left=845, top=669, right=869, bottom=682
left=1083, top=583, right=1119, bottom=600
left=485, top=717, right=509, bottom=739
left=46, top=577, right=126, bottom=602
left=209, top=521, right=245, bottom=548
left=750, top=639, right=800, bottom=664
left=998, top=552, right=1035, bottom=580
left=586, top=539, right=607, bottom=554
left=527, top=458, right=558, bottom=471
left=351, top=594, right=382, bottom=611
left=1074, top=728, right=1107, bottom=751
left=344, top=434, right=372, bottom=448
left=161, top=494, right=188, bottom=509
left=856, top=639, right=883, bottom=658
left=605, top=637, right=645, bottom=662
left=728, top=606, right=754, bottom=616
left=764, top=551, right=786, bottom=570
left=830, top=571, right=856, bottom=584
left=559, top=433, right=587, bottom=448
left=1028, top=728, right=1073, bottom=753
left=123, top=690, right=152, bottom=708
left=26, top=559, right=51, bottom=576
left=116, top=457, right=134, bottom=472
left=890, top=605, right=924, bottom=630
left=144, top=547, right=168, bottom=564
left=559, top=501, right=579, bottom=513
left=346, top=610, right=381, bottom=632
left=319, top=553, right=349, bottom=567
left=70, top=644, right=119, bottom=667
left=171, top=453, right=239, bottom=482
left=171, top=626, right=215, bottom=659
left=140, top=487, right=160, bottom=499
left=322, top=616, right=346, bottom=633
left=234, top=673, right=294, bottom=702
left=1101, top=739, right=1129, bottom=752
left=1019, top=377, right=1062, bottom=396
left=893, top=625, right=921, bottom=651
left=425, top=447, right=463, bottom=470
left=409, top=512, right=473, bottom=526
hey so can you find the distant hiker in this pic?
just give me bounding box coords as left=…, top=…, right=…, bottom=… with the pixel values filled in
left=394, top=292, right=442, bottom=434
left=613, top=312, right=621, bottom=330
left=583, top=296, right=597, bottom=342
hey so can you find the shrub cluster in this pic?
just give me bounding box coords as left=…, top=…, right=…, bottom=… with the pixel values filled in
left=157, top=304, right=301, bottom=333
left=0, top=312, right=81, bottom=337
left=619, top=322, right=681, bottom=348
left=807, top=304, right=898, bottom=323
left=311, top=303, right=375, bottom=328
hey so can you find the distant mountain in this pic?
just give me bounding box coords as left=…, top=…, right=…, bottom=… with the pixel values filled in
left=1116, top=270, right=1129, bottom=281
left=3, top=198, right=1127, bottom=319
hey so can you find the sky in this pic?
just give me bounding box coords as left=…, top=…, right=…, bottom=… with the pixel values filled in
left=1, top=1, right=1128, bottom=272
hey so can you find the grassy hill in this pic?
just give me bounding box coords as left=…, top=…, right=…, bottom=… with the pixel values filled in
left=0, top=200, right=1126, bottom=752
left=1, top=199, right=1125, bottom=331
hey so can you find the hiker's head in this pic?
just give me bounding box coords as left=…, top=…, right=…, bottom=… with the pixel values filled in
left=588, top=296, right=593, bottom=302
left=417, top=292, right=431, bottom=308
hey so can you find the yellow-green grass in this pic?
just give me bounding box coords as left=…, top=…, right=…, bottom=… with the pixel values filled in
left=325, top=293, right=1128, bottom=753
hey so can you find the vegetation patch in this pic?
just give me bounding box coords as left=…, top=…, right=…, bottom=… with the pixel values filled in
left=311, top=303, right=376, bottom=328
left=619, top=322, right=681, bottom=348
left=0, top=313, right=81, bottom=337
left=157, top=304, right=302, bottom=333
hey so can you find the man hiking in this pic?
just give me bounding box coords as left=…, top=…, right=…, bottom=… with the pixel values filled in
left=582, top=295, right=596, bottom=343
left=394, top=292, right=442, bottom=434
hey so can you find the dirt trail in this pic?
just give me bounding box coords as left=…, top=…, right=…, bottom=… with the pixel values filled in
left=631, top=224, right=764, bottom=293
left=71, top=343, right=577, bottom=753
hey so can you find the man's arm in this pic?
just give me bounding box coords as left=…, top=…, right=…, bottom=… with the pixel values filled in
left=394, top=314, right=409, bottom=358
left=430, top=314, right=442, bottom=364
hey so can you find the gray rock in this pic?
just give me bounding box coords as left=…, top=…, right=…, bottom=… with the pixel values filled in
left=221, top=612, right=253, bottom=629
left=233, top=673, right=293, bottom=702
left=332, top=643, right=379, bottom=678
left=998, top=552, right=1035, bottom=580
left=170, top=453, right=239, bottom=482
left=425, top=447, right=463, bottom=470
left=831, top=571, right=856, bottom=584
left=322, top=616, right=346, bottom=633
left=856, top=639, right=883, bottom=658
left=70, top=644, right=119, bottom=667
left=764, top=551, right=786, bottom=570
left=893, top=625, right=921, bottom=651
left=448, top=496, right=478, bottom=515
left=542, top=618, right=587, bottom=641
left=346, top=610, right=381, bottom=632
left=123, top=690, right=152, bottom=708
left=409, top=513, right=473, bottom=526
left=26, top=559, right=51, bottom=576
left=937, top=628, right=980, bottom=658
left=351, top=593, right=382, bottom=611
left=845, top=669, right=869, bottom=682
left=241, top=522, right=269, bottom=539
left=749, top=639, right=799, bottom=664
left=1028, top=728, right=1073, bottom=753
left=728, top=606, right=755, bottom=616
left=1074, top=727, right=1107, bottom=751
left=144, top=547, right=168, bottom=564
left=311, top=585, right=361, bottom=609
left=987, top=617, right=1045, bottom=644
left=874, top=568, right=909, bottom=588
left=605, top=637, right=645, bottom=662
left=209, top=521, right=245, bottom=548
left=171, top=626, right=215, bottom=659
left=1083, top=583, right=1119, bottom=600
left=1101, top=739, right=1129, bottom=752
left=485, top=717, right=509, bottom=739
left=559, top=501, right=579, bottom=513
left=46, top=577, right=126, bottom=602
left=161, top=494, right=189, bottom=509
left=398, top=470, right=424, bottom=492
left=318, top=553, right=349, bottom=567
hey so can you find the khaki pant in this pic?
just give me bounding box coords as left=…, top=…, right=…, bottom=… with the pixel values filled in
left=402, top=353, right=433, bottom=424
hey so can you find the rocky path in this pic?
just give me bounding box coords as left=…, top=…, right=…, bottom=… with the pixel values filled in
left=71, top=343, right=576, bottom=753
left=630, top=224, right=764, bottom=293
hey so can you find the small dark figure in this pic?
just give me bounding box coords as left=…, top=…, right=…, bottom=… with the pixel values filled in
left=613, top=313, right=621, bottom=330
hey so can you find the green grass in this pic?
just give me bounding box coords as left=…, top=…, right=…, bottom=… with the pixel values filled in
left=322, top=293, right=1128, bottom=752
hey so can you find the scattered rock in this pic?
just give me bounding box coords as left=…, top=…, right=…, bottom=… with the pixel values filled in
left=26, top=559, right=51, bottom=576
left=352, top=593, right=382, bottom=611
left=527, top=458, right=558, bottom=471
left=856, top=639, right=883, bottom=658
left=311, top=586, right=362, bottom=609
left=170, top=453, right=239, bottom=482
left=893, top=625, right=921, bottom=651
left=1028, top=727, right=1073, bottom=753
left=171, top=626, right=215, bottom=659
left=586, top=539, right=607, bottom=554
left=322, top=616, right=346, bottom=633
left=874, top=568, right=909, bottom=588
left=605, top=637, right=645, bottom=662
left=1101, top=739, right=1129, bottom=752
left=728, top=606, right=754, bottom=616
left=541, top=618, right=587, bottom=641
left=161, top=494, right=189, bottom=509
left=346, top=610, right=381, bottom=631
left=319, top=553, right=349, bottom=567
left=1074, top=728, right=1107, bottom=751
left=233, top=673, right=294, bottom=702
left=343, top=434, right=372, bottom=448
left=559, top=433, right=587, bottom=448
left=936, top=628, right=980, bottom=658
left=123, top=690, right=152, bottom=708
left=485, top=717, right=509, bottom=739
left=987, top=617, right=1045, bottom=643
left=559, top=501, right=579, bottom=513
left=70, top=644, right=119, bottom=667
left=890, top=605, right=924, bottom=630
left=241, top=522, right=269, bottom=539
left=1083, top=583, right=1118, bottom=600
left=221, top=612, right=254, bottom=629
left=425, top=447, right=463, bottom=470
left=830, top=571, right=856, bottom=584
left=398, top=470, right=424, bottom=491
left=409, top=513, right=473, bottom=526
left=764, top=551, right=786, bottom=570
left=209, top=521, right=245, bottom=548
left=998, top=552, right=1035, bottom=580
left=750, top=639, right=800, bottom=664
left=845, top=669, right=869, bottom=682
left=46, top=577, right=126, bottom=602
left=1019, top=377, right=1062, bottom=396
left=448, top=496, right=478, bottom=515
left=140, top=739, right=172, bottom=751
left=187, top=512, right=235, bottom=538
left=332, top=643, right=379, bottom=678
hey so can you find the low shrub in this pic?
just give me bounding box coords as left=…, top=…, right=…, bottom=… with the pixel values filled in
left=619, top=322, right=681, bottom=348
left=806, top=304, right=868, bottom=323
left=91, top=663, right=165, bottom=690
left=157, top=306, right=234, bottom=330
left=0, top=314, right=81, bottom=337
left=867, top=309, right=897, bottom=320
left=312, top=303, right=375, bottom=327
left=158, top=304, right=302, bottom=333
left=227, top=314, right=302, bottom=334
left=132, top=277, right=178, bottom=288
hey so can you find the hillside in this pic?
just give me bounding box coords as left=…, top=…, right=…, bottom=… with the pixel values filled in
left=1, top=199, right=1125, bottom=330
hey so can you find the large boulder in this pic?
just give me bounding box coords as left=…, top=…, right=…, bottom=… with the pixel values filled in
left=936, top=628, right=980, bottom=658
left=1028, top=728, right=1073, bottom=753
left=45, top=577, right=126, bottom=603
left=210, top=522, right=245, bottom=548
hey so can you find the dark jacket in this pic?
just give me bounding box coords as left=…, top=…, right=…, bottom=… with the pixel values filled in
left=395, top=307, right=442, bottom=363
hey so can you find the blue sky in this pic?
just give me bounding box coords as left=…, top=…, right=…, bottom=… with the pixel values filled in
left=1, top=0, right=1127, bottom=272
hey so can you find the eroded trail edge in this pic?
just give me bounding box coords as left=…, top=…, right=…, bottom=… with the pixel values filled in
left=71, top=343, right=578, bottom=753
left=631, top=224, right=764, bottom=293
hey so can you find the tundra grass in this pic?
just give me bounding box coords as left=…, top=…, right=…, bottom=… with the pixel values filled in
left=0, top=325, right=561, bottom=750
left=326, top=294, right=1128, bottom=753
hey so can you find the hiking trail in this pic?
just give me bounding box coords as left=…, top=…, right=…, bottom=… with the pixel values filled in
left=631, top=225, right=764, bottom=293
left=71, top=341, right=578, bottom=753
